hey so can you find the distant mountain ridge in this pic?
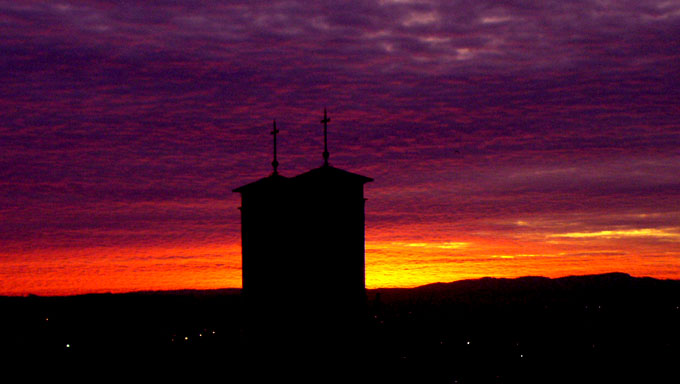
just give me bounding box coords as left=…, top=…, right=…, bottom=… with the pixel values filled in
left=371, top=272, right=680, bottom=306
left=378, top=272, right=675, bottom=293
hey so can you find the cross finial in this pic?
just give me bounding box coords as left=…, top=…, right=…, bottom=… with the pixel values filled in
left=271, top=119, right=279, bottom=175
left=321, top=107, right=330, bottom=166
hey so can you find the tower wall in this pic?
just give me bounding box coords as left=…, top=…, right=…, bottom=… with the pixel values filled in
left=235, top=166, right=372, bottom=347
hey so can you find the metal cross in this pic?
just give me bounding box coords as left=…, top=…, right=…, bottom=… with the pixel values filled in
left=321, top=108, right=330, bottom=166
left=271, top=120, right=279, bottom=175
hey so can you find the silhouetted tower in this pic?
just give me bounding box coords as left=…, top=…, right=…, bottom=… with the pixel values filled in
left=234, top=111, right=372, bottom=342
left=233, top=120, right=289, bottom=307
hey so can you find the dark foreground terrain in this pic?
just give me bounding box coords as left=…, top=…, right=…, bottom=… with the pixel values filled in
left=2, top=273, right=679, bottom=382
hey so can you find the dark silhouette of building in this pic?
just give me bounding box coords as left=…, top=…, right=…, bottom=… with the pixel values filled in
left=233, top=111, right=372, bottom=350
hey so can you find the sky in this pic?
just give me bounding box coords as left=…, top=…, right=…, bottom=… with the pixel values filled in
left=1, top=0, right=679, bottom=295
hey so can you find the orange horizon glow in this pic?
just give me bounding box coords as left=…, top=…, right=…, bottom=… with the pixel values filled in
left=2, top=226, right=678, bottom=296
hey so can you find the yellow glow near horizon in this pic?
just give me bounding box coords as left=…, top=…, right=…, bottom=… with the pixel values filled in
left=550, top=228, right=680, bottom=239
left=3, top=232, right=680, bottom=295
left=385, top=241, right=470, bottom=249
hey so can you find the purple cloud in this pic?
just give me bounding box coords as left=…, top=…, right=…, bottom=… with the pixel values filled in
left=1, top=0, right=679, bottom=294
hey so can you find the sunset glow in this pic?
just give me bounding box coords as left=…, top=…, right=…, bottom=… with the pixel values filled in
left=1, top=0, right=679, bottom=296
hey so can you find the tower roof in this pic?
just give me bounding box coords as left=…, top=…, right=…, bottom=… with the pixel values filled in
left=291, top=165, right=373, bottom=185
left=233, top=165, right=372, bottom=194
left=233, top=173, right=289, bottom=194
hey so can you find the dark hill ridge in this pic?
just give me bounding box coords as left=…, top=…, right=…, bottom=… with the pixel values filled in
left=2, top=273, right=678, bottom=382
left=371, top=272, right=679, bottom=304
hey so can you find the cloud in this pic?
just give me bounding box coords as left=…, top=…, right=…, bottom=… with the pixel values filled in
left=550, top=228, right=680, bottom=240
left=1, top=0, right=679, bottom=293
